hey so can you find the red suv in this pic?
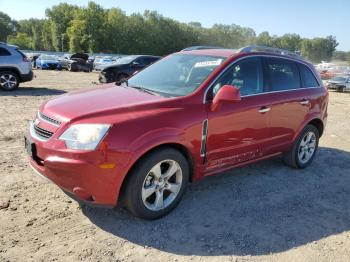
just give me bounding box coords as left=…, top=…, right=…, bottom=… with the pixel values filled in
left=26, top=46, right=328, bottom=219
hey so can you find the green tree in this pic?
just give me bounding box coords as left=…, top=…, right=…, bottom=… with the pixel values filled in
left=7, top=33, right=32, bottom=49
left=67, top=19, right=90, bottom=52
left=45, top=3, right=79, bottom=51
left=301, top=36, right=338, bottom=63
left=0, top=11, right=16, bottom=42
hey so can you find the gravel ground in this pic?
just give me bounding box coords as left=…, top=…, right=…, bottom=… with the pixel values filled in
left=0, top=70, right=350, bottom=262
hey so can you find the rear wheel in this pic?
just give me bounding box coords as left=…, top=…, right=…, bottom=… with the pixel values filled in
left=123, top=148, right=189, bottom=220
left=283, top=125, right=319, bottom=168
left=0, top=71, right=19, bottom=91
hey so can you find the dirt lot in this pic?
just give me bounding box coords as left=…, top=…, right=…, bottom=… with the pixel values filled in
left=1, top=70, right=350, bottom=262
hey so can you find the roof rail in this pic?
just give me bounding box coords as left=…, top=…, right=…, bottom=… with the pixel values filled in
left=181, top=46, right=224, bottom=51
left=238, top=45, right=302, bottom=59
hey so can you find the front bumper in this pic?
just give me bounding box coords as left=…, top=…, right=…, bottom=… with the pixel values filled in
left=25, top=131, right=129, bottom=206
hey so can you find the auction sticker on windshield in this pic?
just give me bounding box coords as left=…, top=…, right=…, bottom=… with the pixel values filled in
left=194, top=59, right=223, bottom=68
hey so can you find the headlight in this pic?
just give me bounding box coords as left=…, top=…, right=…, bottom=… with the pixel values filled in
left=59, top=124, right=110, bottom=150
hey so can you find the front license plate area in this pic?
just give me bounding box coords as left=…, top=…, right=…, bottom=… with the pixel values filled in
left=24, top=136, right=36, bottom=159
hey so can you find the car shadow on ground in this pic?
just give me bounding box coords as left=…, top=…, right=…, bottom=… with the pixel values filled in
left=0, top=87, right=66, bottom=96
left=82, top=147, right=350, bottom=256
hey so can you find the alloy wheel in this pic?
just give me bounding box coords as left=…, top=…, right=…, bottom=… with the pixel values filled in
left=298, top=131, right=317, bottom=164
left=0, top=74, right=17, bottom=90
left=141, top=159, right=183, bottom=211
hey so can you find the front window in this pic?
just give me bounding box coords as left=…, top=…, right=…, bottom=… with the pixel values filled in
left=128, top=54, right=225, bottom=97
left=210, top=57, right=263, bottom=98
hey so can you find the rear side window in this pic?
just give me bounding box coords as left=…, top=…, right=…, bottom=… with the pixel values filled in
left=0, top=47, right=11, bottom=56
left=263, top=58, right=301, bottom=91
left=298, top=63, right=319, bottom=87
left=15, top=49, right=27, bottom=59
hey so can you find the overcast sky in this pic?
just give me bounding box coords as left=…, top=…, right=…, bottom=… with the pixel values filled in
left=0, top=0, right=349, bottom=51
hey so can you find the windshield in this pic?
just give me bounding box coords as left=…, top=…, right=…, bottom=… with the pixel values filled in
left=127, top=54, right=225, bottom=97
left=40, top=55, right=58, bottom=61
left=331, top=76, right=347, bottom=82
left=115, top=56, right=138, bottom=65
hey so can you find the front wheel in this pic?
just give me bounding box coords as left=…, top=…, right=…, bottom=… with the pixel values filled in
left=283, top=125, right=319, bottom=168
left=337, top=86, right=345, bottom=92
left=123, top=148, right=189, bottom=220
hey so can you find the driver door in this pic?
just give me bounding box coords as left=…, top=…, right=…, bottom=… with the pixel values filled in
left=205, top=57, right=271, bottom=171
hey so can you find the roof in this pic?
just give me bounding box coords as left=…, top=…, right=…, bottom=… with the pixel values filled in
left=0, top=42, right=18, bottom=49
left=179, top=45, right=305, bottom=62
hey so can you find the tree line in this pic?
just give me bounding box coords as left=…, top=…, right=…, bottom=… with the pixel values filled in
left=0, top=1, right=344, bottom=63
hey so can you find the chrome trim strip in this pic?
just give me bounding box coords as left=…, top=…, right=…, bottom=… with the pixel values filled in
left=200, top=119, right=208, bottom=158
left=37, top=111, right=61, bottom=127
left=203, top=54, right=321, bottom=104
left=29, top=121, right=49, bottom=142
left=258, top=107, right=271, bottom=113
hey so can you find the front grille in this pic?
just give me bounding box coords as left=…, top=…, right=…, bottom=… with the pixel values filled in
left=39, top=111, right=61, bottom=126
left=34, top=125, right=54, bottom=139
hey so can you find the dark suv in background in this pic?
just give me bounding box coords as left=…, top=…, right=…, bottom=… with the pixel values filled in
left=0, top=42, right=33, bottom=91
left=98, top=55, right=160, bottom=83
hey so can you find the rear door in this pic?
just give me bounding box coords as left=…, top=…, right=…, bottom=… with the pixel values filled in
left=262, top=57, right=320, bottom=154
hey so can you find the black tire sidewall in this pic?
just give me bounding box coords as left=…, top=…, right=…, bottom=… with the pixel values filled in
left=0, top=71, right=19, bottom=91
left=124, top=148, right=189, bottom=220
left=294, top=125, right=319, bottom=168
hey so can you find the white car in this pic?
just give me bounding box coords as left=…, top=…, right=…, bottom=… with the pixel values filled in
left=327, top=75, right=350, bottom=92
left=0, top=42, right=33, bottom=91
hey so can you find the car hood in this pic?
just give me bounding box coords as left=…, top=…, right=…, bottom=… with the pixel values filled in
left=40, top=84, right=167, bottom=123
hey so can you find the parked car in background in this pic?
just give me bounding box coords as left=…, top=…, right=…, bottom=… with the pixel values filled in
left=59, top=53, right=92, bottom=72
left=26, top=46, right=328, bottom=219
left=36, top=55, right=61, bottom=70
left=318, top=69, right=337, bottom=80
left=327, top=75, right=350, bottom=92
left=0, top=42, right=33, bottom=91
left=94, top=57, right=114, bottom=71
left=98, top=55, right=160, bottom=83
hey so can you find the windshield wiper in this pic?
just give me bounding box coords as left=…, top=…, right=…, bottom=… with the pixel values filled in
left=130, top=85, right=160, bottom=96
left=116, top=80, right=162, bottom=96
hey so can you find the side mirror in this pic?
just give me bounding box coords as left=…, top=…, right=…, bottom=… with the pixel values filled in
left=211, top=85, right=241, bottom=111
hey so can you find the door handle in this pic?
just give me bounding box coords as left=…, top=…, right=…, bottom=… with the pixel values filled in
left=300, top=99, right=310, bottom=105
left=258, top=106, right=271, bottom=113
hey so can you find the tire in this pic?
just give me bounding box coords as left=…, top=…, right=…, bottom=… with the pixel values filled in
left=0, top=71, right=19, bottom=91
left=283, top=124, right=319, bottom=169
left=99, top=71, right=116, bottom=83
left=338, top=86, right=345, bottom=92
left=67, top=64, right=73, bottom=72
left=123, top=148, right=190, bottom=220
left=116, top=73, right=128, bottom=82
